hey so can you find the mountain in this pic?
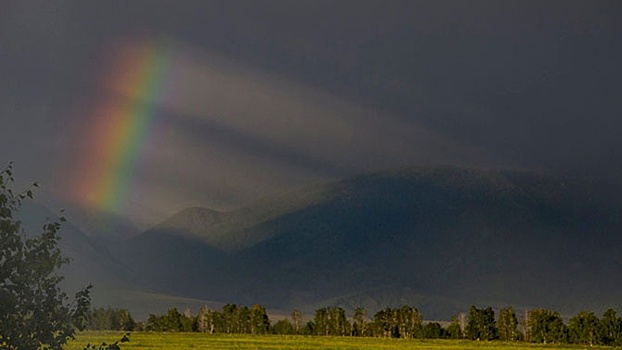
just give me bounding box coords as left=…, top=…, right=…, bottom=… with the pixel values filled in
left=119, top=167, right=622, bottom=319
left=16, top=201, right=224, bottom=320
left=148, top=184, right=333, bottom=252
left=17, top=201, right=131, bottom=291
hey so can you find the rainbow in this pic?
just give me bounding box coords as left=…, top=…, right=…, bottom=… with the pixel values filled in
left=73, top=38, right=171, bottom=214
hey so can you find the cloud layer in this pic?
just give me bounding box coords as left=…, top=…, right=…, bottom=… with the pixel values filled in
left=1, top=1, right=621, bottom=227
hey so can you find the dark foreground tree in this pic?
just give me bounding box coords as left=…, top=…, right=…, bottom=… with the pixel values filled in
left=0, top=163, right=92, bottom=349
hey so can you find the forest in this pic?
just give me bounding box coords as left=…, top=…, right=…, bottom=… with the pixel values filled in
left=87, top=304, right=622, bottom=347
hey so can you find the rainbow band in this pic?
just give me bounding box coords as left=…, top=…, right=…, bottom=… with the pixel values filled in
left=76, top=38, right=170, bottom=213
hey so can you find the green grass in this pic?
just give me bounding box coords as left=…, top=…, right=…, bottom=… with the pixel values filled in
left=66, top=332, right=618, bottom=350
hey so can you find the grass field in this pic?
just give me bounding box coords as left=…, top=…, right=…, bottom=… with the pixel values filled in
left=65, top=332, right=616, bottom=350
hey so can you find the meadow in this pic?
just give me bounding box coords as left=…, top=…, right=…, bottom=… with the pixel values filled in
left=66, top=332, right=616, bottom=350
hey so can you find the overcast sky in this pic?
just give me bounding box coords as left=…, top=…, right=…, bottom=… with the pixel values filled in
left=1, top=1, right=621, bottom=227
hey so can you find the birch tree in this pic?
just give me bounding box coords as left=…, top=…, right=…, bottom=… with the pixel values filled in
left=497, top=306, right=519, bottom=341
left=0, top=164, right=91, bottom=349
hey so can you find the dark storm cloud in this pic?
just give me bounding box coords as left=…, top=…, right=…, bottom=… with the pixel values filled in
left=169, top=113, right=352, bottom=178
left=197, top=0, right=622, bottom=180
left=84, top=38, right=486, bottom=222
left=1, top=1, right=621, bottom=224
left=77, top=0, right=622, bottom=181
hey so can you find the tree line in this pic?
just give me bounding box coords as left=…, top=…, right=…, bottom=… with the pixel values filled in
left=86, top=304, right=622, bottom=346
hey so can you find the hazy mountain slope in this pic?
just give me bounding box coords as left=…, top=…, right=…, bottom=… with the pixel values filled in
left=17, top=201, right=224, bottom=319
left=122, top=167, right=622, bottom=319
left=17, top=201, right=131, bottom=290
left=226, top=169, right=621, bottom=315
left=122, top=231, right=233, bottom=298
left=147, top=183, right=332, bottom=251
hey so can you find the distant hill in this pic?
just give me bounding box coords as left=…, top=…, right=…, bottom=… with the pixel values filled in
left=17, top=201, right=131, bottom=292
left=117, top=167, right=622, bottom=319
left=148, top=183, right=333, bottom=251
left=17, top=201, right=223, bottom=320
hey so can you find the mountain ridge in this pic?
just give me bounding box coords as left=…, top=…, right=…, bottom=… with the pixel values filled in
left=145, top=180, right=336, bottom=251
left=114, top=166, right=622, bottom=319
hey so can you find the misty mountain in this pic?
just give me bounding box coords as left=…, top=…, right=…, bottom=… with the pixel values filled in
left=148, top=184, right=334, bottom=251
left=17, top=201, right=130, bottom=291
left=16, top=201, right=221, bottom=320
left=119, top=167, right=622, bottom=319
